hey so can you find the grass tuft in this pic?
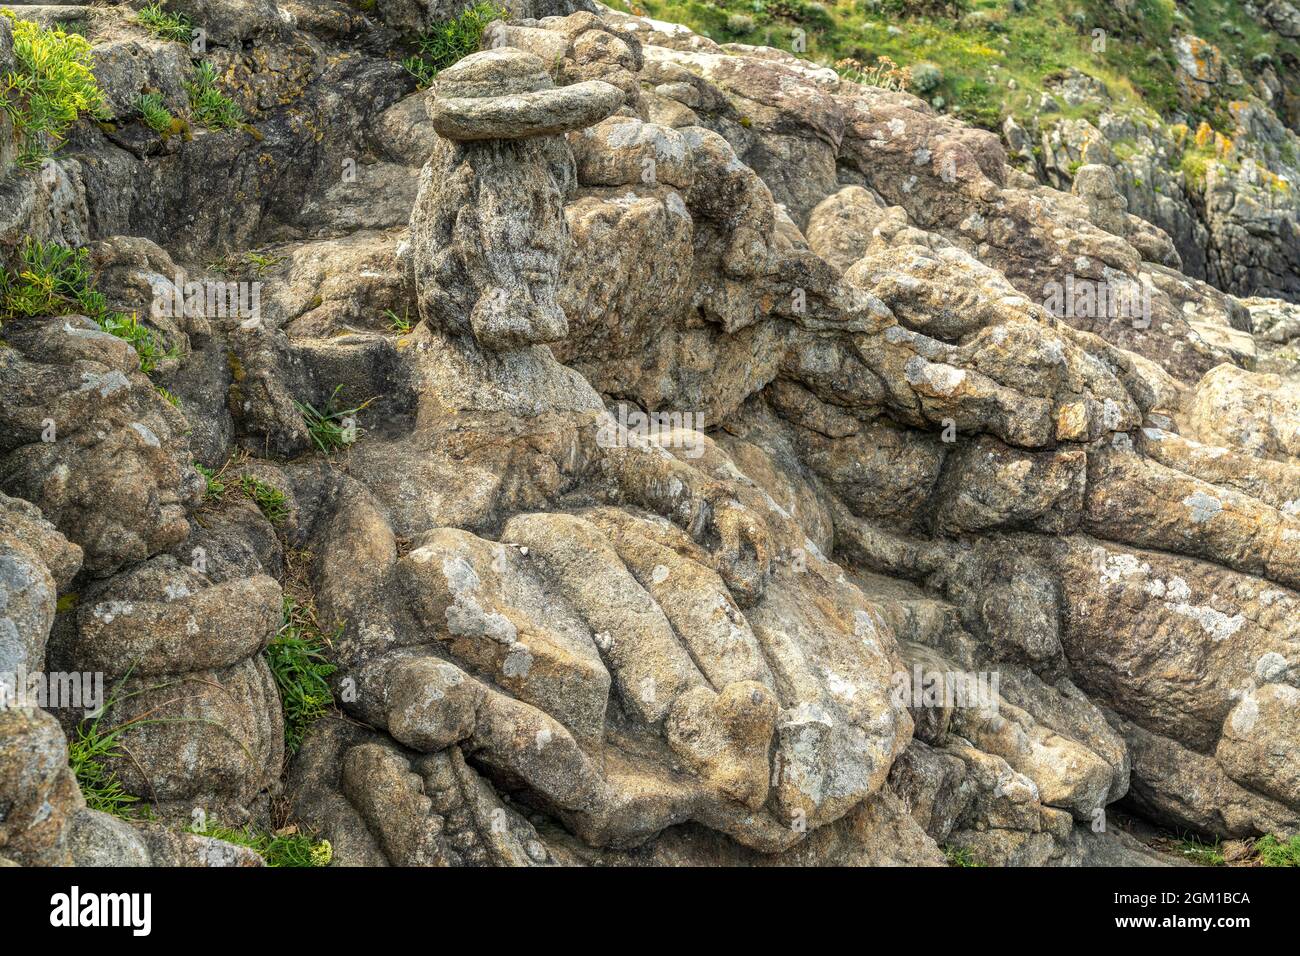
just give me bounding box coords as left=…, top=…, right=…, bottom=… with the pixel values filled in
left=384, top=307, right=413, bottom=334
left=68, top=706, right=144, bottom=819
left=191, top=819, right=333, bottom=867
left=194, top=462, right=225, bottom=498
left=1176, top=835, right=1226, bottom=866
left=943, top=844, right=982, bottom=867
left=239, top=474, right=289, bottom=523
left=136, top=91, right=174, bottom=133
left=185, top=61, right=246, bottom=130
left=402, top=2, right=507, bottom=88
left=295, top=384, right=373, bottom=454
left=136, top=2, right=194, bottom=43
left=266, top=597, right=337, bottom=754
left=1254, top=834, right=1300, bottom=867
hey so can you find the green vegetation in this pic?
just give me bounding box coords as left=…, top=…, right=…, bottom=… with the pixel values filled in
left=1254, top=834, right=1300, bottom=867
left=185, top=61, right=246, bottom=130
left=295, top=384, right=373, bottom=454
left=0, top=10, right=108, bottom=167
left=1176, top=835, right=1226, bottom=866
left=68, top=703, right=145, bottom=819
left=135, top=92, right=175, bottom=133
left=605, top=0, right=1300, bottom=134
left=0, top=238, right=171, bottom=372
left=155, top=384, right=181, bottom=407
left=403, top=2, right=508, bottom=88
left=190, top=819, right=333, bottom=867
left=943, top=844, right=982, bottom=866
left=194, top=462, right=225, bottom=498
left=239, top=474, right=290, bottom=523
left=242, top=251, right=284, bottom=276
left=385, top=307, right=413, bottom=334
left=136, top=2, right=194, bottom=43
left=266, top=597, right=338, bottom=754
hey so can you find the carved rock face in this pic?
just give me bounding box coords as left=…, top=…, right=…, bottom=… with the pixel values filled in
left=412, top=48, right=624, bottom=350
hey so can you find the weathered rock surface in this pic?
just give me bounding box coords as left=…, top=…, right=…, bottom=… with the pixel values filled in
left=1, top=2, right=1297, bottom=868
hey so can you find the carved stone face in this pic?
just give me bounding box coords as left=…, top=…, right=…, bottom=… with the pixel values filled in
left=459, top=139, right=571, bottom=350
left=411, top=47, right=623, bottom=353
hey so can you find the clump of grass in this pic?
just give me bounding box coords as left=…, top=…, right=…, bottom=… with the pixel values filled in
left=191, top=819, right=333, bottom=867
left=185, top=61, right=246, bottom=130
left=135, top=91, right=174, bottom=133
left=242, top=251, right=284, bottom=276
left=194, top=462, right=225, bottom=498
left=402, top=2, right=508, bottom=88
left=1176, top=835, right=1226, bottom=866
left=155, top=384, right=181, bottom=407
left=0, top=238, right=170, bottom=371
left=0, top=10, right=108, bottom=167
left=266, top=596, right=337, bottom=754
left=136, top=2, right=193, bottom=42
left=239, top=474, right=289, bottom=523
left=68, top=706, right=144, bottom=819
left=942, top=844, right=982, bottom=867
left=384, top=307, right=413, bottom=334
left=1254, top=834, right=1300, bottom=867
left=295, top=384, right=373, bottom=454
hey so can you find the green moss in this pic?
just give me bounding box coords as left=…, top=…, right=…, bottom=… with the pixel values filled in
left=0, top=11, right=108, bottom=167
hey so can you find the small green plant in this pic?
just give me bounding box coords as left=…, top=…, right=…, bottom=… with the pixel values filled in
left=135, top=91, right=174, bottom=133
left=0, top=11, right=108, bottom=167
left=942, top=844, right=982, bottom=867
left=1254, top=834, right=1300, bottom=867
left=295, top=385, right=373, bottom=454
left=910, top=61, right=944, bottom=94
left=402, top=2, right=507, bottom=88
left=194, top=462, right=225, bottom=498
left=239, top=474, right=289, bottom=523
left=190, top=819, right=333, bottom=867
left=384, top=307, right=413, bottom=334
left=68, top=707, right=144, bottom=819
left=155, top=384, right=181, bottom=407
left=1176, top=836, right=1226, bottom=866
left=185, top=61, right=246, bottom=130
left=136, top=2, right=194, bottom=42
left=266, top=597, right=337, bottom=754
left=0, top=238, right=170, bottom=371
left=242, top=251, right=284, bottom=276
left=99, top=310, right=169, bottom=374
